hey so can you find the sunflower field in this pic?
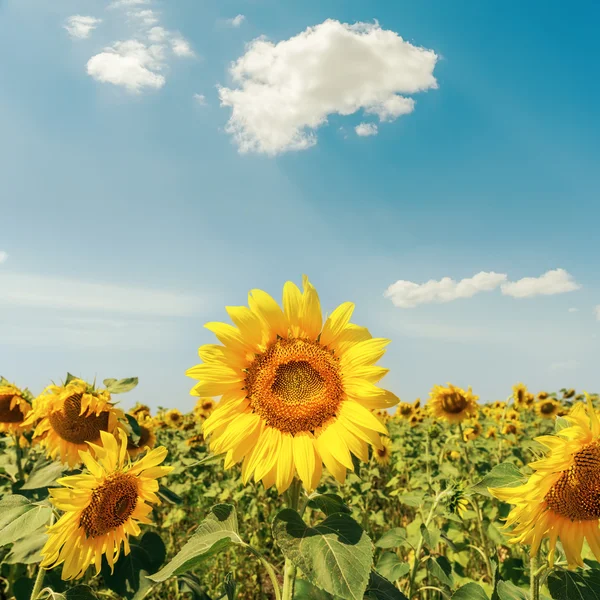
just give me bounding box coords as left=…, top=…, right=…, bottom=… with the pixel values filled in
left=1, top=276, right=600, bottom=600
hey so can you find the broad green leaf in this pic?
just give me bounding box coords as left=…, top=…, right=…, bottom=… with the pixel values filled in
left=104, top=377, right=139, bottom=394
left=396, top=493, right=424, bottom=507
left=149, top=504, right=242, bottom=582
left=5, top=529, right=48, bottom=564
left=0, top=495, right=52, bottom=547
left=496, top=580, right=529, bottom=600
left=364, top=571, right=409, bottom=600
left=470, top=463, right=526, bottom=497
left=452, top=583, right=489, bottom=599
left=307, top=493, right=351, bottom=516
left=375, top=552, right=410, bottom=582
left=273, top=509, right=373, bottom=600
left=176, top=573, right=212, bottom=600
left=428, top=555, right=453, bottom=587
left=294, top=579, right=334, bottom=600
left=21, top=461, right=64, bottom=490
left=376, top=528, right=410, bottom=549
left=224, top=572, right=236, bottom=600
left=420, top=524, right=440, bottom=549
left=547, top=567, right=600, bottom=599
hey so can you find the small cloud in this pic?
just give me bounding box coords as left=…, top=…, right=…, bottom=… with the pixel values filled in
left=384, top=272, right=507, bottom=308
left=355, top=123, right=378, bottom=137
left=549, top=359, right=579, bottom=372
left=501, top=268, right=581, bottom=298
left=568, top=307, right=578, bottom=313
left=225, top=14, right=246, bottom=28
left=194, top=93, right=207, bottom=105
left=87, top=40, right=165, bottom=93
left=171, top=36, right=195, bottom=57
left=109, top=0, right=150, bottom=7
left=147, top=26, right=167, bottom=43
left=595, top=305, right=600, bottom=320
left=129, top=9, right=159, bottom=26
left=0, top=251, right=7, bottom=264
left=64, top=15, right=102, bottom=39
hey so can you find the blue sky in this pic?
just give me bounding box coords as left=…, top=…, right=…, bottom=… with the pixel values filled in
left=1, top=0, right=599, bottom=412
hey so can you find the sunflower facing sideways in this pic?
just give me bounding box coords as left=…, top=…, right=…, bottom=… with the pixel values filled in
left=24, top=378, right=125, bottom=468
left=428, top=383, right=479, bottom=424
left=0, top=378, right=33, bottom=435
left=535, top=398, right=561, bottom=419
left=40, top=430, right=172, bottom=580
left=373, top=436, right=392, bottom=466
left=187, top=275, right=398, bottom=494
left=490, top=394, right=600, bottom=568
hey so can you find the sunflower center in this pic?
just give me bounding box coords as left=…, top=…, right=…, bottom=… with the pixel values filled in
left=440, top=393, right=468, bottom=414
left=545, top=442, right=600, bottom=521
left=244, top=337, right=345, bottom=435
left=376, top=447, right=388, bottom=457
left=0, top=395, right=25, bottom=423
left=48, top=393, right=109, bottom=444
left=540, top=402, right=556, bottom=415
left=80, top=473, right=138, bottom=538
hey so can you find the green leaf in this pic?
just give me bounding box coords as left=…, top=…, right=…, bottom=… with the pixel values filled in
left=64, top=373, right=78, bottom=385
left=428, top=556, right=453, bottom=587
left=375, top=552, right=410, bottom=582
left=149, top=504, right=242, bottom=582
left=420, top=524, right=440, bottom=549
left=0, top=495, right=52, bottom=547
left=104, top=377, right=139, bottom=394
left=452, top=583, right=489, bottom=599
left=5, top=529, right=48, bottom=564
left=273, top=509, right=373, bottom=600
left=496, top=581, right=529, bottom=600
left=555, top=417, right=571, bottom=432
left=364, top=571, right=409, bottom=600
left=12, top=578, right=34, bottom=600
left=547, top=567, right=600, bottom=599
left=294, top=580, right=334, bottom=600
left=158, top=484, right=184, bottom=505
left=375, top=528, right=409, bottom=549
left=307, top=493, right=351, bottom=516
left=126, top=414, right=142, bottom=444
left=396, top=493, right=423, bottom=507
left=21, top=461, right=64, bottom=490
left=176, top=573, right=212, bottom=600
left=223, top=572, right=236, bottom=600
left=470, top=463, right=527, bottom=497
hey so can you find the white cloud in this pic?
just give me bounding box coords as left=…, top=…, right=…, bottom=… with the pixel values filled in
left=65, top=15, right=102, bottom=39
left=147, top=26, right=167, bottom=42
left=171, top=36, right=195, bottom=57
left=568, top=307, right=578, bottom=313
left=0, top=251, right=7, bottom=264
left=109, top=0, right=150, bottom=7
left=129, top=9, right=159, bottom=26
left=550, top=359, right=579, bottom=372
left=0, top=272, right=203, bottom=316
left=226, top=14, right=246, bottom=28
left=384, top=272, right=507, bottom=308
left=595, top=305, right=600, bottom=320
left=194, top=93, right=207, bottom=105
left=218, top=19, right=438, bottom=155
left=500, top=269, right=580, bottom=298
left=87, top=40, right=166, bottom=92
left=355, top=122, right=378, bottom=136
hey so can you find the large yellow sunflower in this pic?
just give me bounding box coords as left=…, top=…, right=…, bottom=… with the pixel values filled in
left=0, top=380, right=33, bottom=435
left=40, top=430, right=172, bottom=580
left=490, top=395, right=600, bottom=568
left=535, top=398, right=561, bottom=419
left=25, top=378, right=125, bottom=468
left=428, top=383, right=479, bottom=424
left=187, top=275, right=398, bottom=493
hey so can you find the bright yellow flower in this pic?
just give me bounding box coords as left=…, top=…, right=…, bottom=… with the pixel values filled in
left=448, top=450, right=461, bottom=461
left=535, top=398, right=561, bottom=419
left=165, top=409, right=184, bottom=429
left=395, top=402, right=414, bottom=420
left=506, top=409, right=519, bottom=421
left=463, top=422, right=482, bottom=442
left=40, top=430, right=172, bottom=580
left=0, top=380, right=33, bottom=435
left=373, top=436, right=392, bottom=466
left=194, top=397, right=216, bottom=419
left=129, top=403, right=151, bottom=421
left=428, top=383, right=479, bottom=424
left=188, top=275, right=398, bottom=494
left=538, top=391, right=549, bottom=400
left=502, top=421, right=522, bottom=436
left=485, top=426, right=498, bottom=440
left=25, top=379, right=125, bottom=468
left=490, top=396, right=600, bottom=568
left=512, top=383, right=529, bottom=409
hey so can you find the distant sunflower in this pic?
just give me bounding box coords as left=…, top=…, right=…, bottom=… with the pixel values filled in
left=428, top=384, right=479, bottom=424
left=130, top=403, right=151, bottom=421
left=563, top=389, right=576, bottom=399
left=186, top=433, right=205, bottom=448
left=165, top=409, right=184, bottom=429
left=126, top=417, right=156, bottom=459
left=463, top=422, right=482, bottom=442
left=506, top=409, right=520, bottom=422
left=194, top=397, right=216, bottom=420
left=25, top=378, right=125, bottom=468
left=535, top=399, right=561, bottom=419
left=537, top=391, right=549, bottom=400
left=40, top=430, right=172, bottom=580
left=490, top=395, right=600, bottom=568
left=448, top=450, right=461, bottom=461
left=373, top=436, right=392, bottom=466
left=512, top=383, right=529, bottom=409
left=409, top=412, right=423, bottom=428
left=395, top=402, right=414, bottom=420
left=485, top=426, right=498, bottom=440
left=413, top=398, right=421, bottom=410
left=187, top=275, right=398, bottom=493
left=492, top=401, right=507, bottom=410
left=502, top=421, right=522, bottom=436
left=0, top=380, right=33, bottom=435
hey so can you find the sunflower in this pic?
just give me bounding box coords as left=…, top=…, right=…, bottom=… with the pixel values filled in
left=409, top=412, right=423, bottom=428
left=563, top=389, right=576, bottom=399
left=0, top=380, right=33, bottom=435
left=428, top=383, right=479, bottom=424
left=512, top=383, right=528, bottom=409
left=535, top=399, right=561, bottom=419
left=187, top=275, right=398, bottom=494
left=130, top=403, right=151, bottom=421
left=373, top=436, right=392, bottom=466
left=506, top=409, right=519, bottom=422
left=413, top=398, right=421, bottom=410
left=492, top=401, right=507, bottom=410
left=194, top=397, right=216, bottom=420
left=186, top=433, right=205, bottom=448
left=502, top=421, right=522, bottom=436
left=40, top=430, right=172, bottom=580
left=448, top=490, right=470, bottom=519
left=25, top=378, right=125, bottom=468
left=395, top=402, right=414, bottom=420
left=463, top=421, right=482, bottom=442
left=537, top=391, right=549, bottom=400
left=165, top=409, right=184, bottom=429
left=485, top=426, right=498, bottom=440
left=490, top=395, right=600, bottom=568
left=126, top=417, right=156, bottom=459
left=448, top=450, right=461, bottom=461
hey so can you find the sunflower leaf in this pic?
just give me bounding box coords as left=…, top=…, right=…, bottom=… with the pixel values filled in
left=21, top=461, right=64, bottom=490
left=495, top=580, right=529, bottom=600
left=307, top=493, right=351, bottom=516
left=364, top=571, right=409, bottom=600
left=0, top=495, right=52, bottom=547
left=148, top=504, right=243, bottom=582
left=104, top=377, right=139, bottom=394
left=451, top=583, right=490, bottom=599
left=469, top=462, right=527, bottom=497
left=375, top=552, right=410, bottom=582
left=375, top=527, right=409, bottom=549
left=4, top=527, right=48, bottom=564
left=547, top=566, right=600, bottom=600
left=273, top=509, right=373, bottom=600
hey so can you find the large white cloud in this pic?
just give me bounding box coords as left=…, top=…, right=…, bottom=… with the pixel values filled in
left=500, top=269, right=580, bottom=298
left=219, top=19, right=438, bottom=155
left=384, top=272, right=507, bottom=308
left=65, top=15, right=102, bottom=39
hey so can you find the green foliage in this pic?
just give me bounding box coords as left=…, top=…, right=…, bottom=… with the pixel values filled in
left=0, top=495, right=52, bottom=547
left=103, top=377, right=139, bottom=394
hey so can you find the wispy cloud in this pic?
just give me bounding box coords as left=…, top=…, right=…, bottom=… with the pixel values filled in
left=0, top=272, right=204, bottom=316
left=595, top=305, right=600, bottom=320
left=109, top=0, right=150, bottom=7
left=500, top=268, right=580, bottom=298
left=225, top=14, right=246, bottom=28
left=219, top=19, right=438, bottom=155
left=355, top=123, right=378, bottom=137
left=64, top=15, right=102, bottom=40
left=0, top=251, right=7, bottom=264
left=194, top=93, right=207, bottom=105
left=549, top=359, right=579, bottom=372
left=568, top=307, right=579, bottom=313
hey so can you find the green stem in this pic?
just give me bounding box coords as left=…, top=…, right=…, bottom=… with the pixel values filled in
left=14, top=435, right=24, bottom=482
left=282, top=479, right=302, bottom=600
left=259, top=556, right=283, bottom=600
left=530, top=553, right=540, bottom=600
left=29, top=563, right=46, bottom=600
left=469, top=497, right=493, bottom=581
